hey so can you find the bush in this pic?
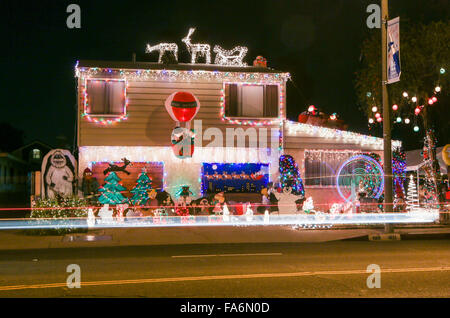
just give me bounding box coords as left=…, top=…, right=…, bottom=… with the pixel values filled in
left=27, top=196, right=89, bottom=235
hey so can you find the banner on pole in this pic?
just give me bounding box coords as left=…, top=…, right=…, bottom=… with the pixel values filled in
left=387, top=17, right=401, bottom=84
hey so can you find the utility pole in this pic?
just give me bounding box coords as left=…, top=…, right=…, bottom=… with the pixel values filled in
left=381, top=0, right=393, bottom=233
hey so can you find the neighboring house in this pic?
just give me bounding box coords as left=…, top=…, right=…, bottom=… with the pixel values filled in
left=75, top=60, right=401, bottom=207
left=0, top=141, right=53, bottom=206
left=12, top=140, right=53, bottom=171
left=0, top=152, right=28, bottom=205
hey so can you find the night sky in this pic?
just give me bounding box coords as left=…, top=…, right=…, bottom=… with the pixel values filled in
left=1, top=0, right=448, bottom=150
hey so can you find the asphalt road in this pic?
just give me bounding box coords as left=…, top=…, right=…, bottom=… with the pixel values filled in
left=0, top=240, right=449, bottom=298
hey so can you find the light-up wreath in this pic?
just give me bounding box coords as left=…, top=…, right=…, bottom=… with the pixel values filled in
left=336, top=155, right=384, bottom=202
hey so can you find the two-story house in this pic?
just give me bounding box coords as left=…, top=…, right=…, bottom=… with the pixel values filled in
left=75, top=60, right=401, bottom=209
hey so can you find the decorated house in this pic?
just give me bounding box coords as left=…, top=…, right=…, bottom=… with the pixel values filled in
left=75, top=30, right=401, bottom=210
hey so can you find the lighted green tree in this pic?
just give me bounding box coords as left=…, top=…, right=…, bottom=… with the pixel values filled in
left=130, top=170, right=153, bottom=206
left=98, top=172, right=128, bottom=205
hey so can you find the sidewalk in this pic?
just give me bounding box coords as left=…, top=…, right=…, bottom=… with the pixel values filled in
left=0, top=224, right=448, bottom=251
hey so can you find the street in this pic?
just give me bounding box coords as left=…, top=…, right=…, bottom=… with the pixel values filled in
left=0, top=239, right=449, bottom=297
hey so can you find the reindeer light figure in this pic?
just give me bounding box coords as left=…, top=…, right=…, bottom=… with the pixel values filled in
left=145, top=43, right=178, bottom=63
left=213, top=45, right=248, bottom=66
left=182, top=28, right=211, bottom=64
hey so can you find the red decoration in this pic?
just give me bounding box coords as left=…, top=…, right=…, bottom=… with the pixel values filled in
left=165, top=91, right=200, bottom=122
left=253, top=56, right=267, bottom=67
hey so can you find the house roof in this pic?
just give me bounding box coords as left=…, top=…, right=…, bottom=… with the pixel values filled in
left=76, top=60, right=287, bottom=74
left=405, top=146, right=446, bottom=173
left=12, top=140, right=53, bottom=154
left=285, top=120, right=402, bottom=150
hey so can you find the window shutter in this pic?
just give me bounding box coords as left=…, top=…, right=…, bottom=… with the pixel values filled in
left=225, top=84, right=238, bottom=117
left=264, top=85, right=278, bottom=117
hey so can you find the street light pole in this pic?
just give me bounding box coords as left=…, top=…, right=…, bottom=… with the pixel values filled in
left=381, top=0, right=394, bottom=233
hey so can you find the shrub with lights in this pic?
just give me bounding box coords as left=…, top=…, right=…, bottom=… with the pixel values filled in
left=29, top=196, right=89, bottom=235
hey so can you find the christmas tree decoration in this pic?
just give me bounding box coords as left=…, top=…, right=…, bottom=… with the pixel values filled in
left=182, top=28, right=211, bottom=64
left=392, top=150, right=407, bottom=199
left=278, top=155, right=305, bottom=196
left=145, top=43, right=178, bottom=64
left=421, top=130, right=442, bottom=208
left=406, top=175, right=420, bottom=212
left=213, top=45, right=248, bottom=66
left=130, top=169, right=153, bottom=206
left=98, top=172, right=128, bottom=205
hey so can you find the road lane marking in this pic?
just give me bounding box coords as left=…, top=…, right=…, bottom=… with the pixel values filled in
left=1, top=266, right=449, bottom=291
left=171, top=253, right=283, bottom=258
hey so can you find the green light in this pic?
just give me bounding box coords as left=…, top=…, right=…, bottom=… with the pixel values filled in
left=396, top=117, right=402, bottom=123
left=413, top=126, right=419, bottom=132
left=440, top=68, right=445, bottom=74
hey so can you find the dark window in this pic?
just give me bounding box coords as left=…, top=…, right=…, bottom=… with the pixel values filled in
left=86, top=80, right=126, bottom=115
left=225, top=84, right=278, bottom=118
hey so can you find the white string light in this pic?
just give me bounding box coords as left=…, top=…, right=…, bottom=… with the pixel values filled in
left=182, top=28, right=211, bottom=64
left=285, top=121, right=402, bottom=150
left=145, top=43, right=178, bottom=63
left=213, top=45, right=248, bottom=66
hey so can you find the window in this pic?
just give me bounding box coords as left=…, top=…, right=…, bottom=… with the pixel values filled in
left=304, top=151, right=358, bottom=187
left=86, top=79, right=126, bottom=115
left=224, top=83, right=278, bottom=118
left=32, top=149, right=41, bottom=159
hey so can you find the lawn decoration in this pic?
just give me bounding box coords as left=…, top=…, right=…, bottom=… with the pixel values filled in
left=98, top=204, right=114, bottom=223
left=336, top=154, right=384, bottom=203
left=98, top=171, right=128, bottom=205
left=42, top=149, right=76, bottom=199
left=273, top=186, right=304, bottom=214
left=82, top=167, right=99, bottom=202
